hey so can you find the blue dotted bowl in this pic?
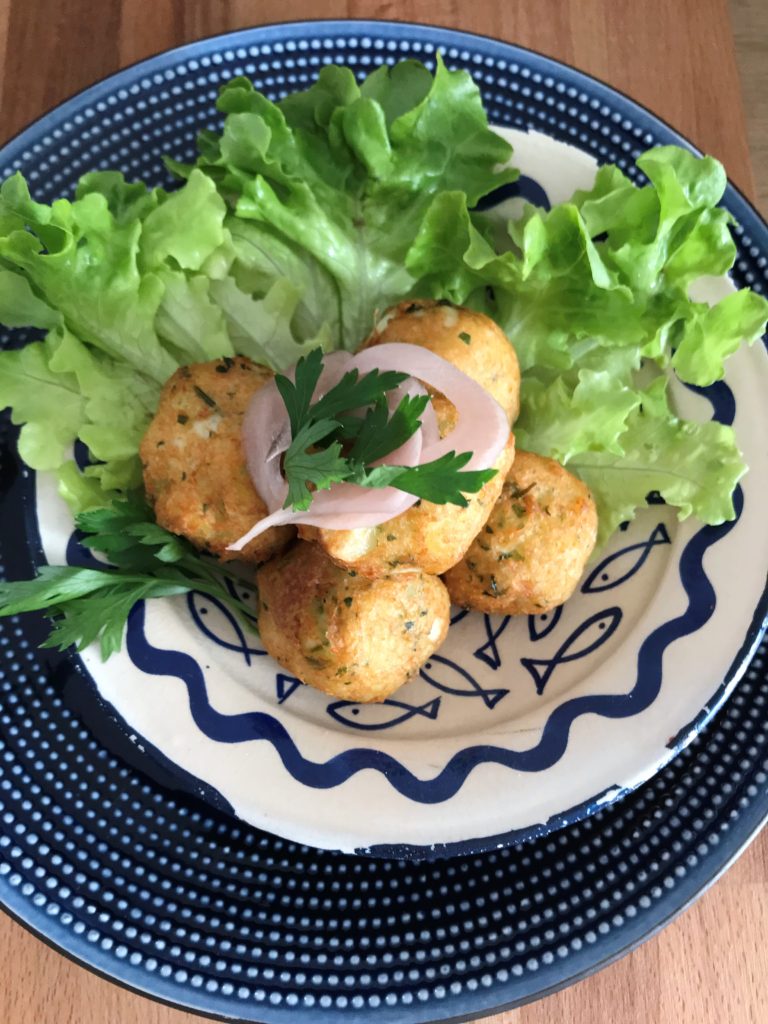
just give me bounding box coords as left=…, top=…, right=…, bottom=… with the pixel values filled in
left=1, top=21, right=767, bottom=1022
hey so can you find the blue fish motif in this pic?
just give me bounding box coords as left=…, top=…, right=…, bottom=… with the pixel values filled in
left=527, top=605, right=563, bottom=642
left=276, top=673, right=302, bottom=704
left=450, top=607, right=470, bottom=626
left=327, top=697, right=441, bottom=731
left=186, top=591, right=266, bottom=664
left=581, top=523, right=671, bottom=594
left=420, top=654, right=509, bottom=709
left=474, top=614, right=512, bottom=670
left=223, top=576, right=258, bottom=623
left=521, top=607, right=622, bottom=695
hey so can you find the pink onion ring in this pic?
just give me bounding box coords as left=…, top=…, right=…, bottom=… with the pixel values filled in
left=242, top=351, right=355, bottom=511
left=352, top=345, right=507, bottom=470
left=229, top=344, right=507, bottom=551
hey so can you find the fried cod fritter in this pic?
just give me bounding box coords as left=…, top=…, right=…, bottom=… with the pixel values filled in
left=299, top=433, right=516, bottom=578
left=257, top=541, right=450, bottom=703
left=442, top=450, right=598, bottom=615
left=140, top=357, right=294, bottom=564
left=363, top=299, right=521, bottom=424
left=300, top=300, right=520, bottom=578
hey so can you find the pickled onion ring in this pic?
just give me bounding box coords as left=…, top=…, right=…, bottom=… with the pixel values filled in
left=229, top=344, right=507, bottom=551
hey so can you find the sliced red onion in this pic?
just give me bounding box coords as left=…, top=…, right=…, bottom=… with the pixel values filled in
left=242, top=351, right=356, bottom=512
left=242, top=382, right=289, bottom=511
left=230, top=382, right=427, bottom=553
left=229, top=343, right=507, bottom=552
left=352, top=344, right=508, bottom=471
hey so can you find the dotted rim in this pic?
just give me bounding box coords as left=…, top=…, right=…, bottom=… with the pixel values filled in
left=0, top=20, right=767, bottom=1024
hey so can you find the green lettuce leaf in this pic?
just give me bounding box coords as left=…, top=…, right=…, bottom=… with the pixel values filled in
left=571, top=382, right=746, bottom=544
left=672, top=289, right=768, bottom=385
left=174, top=55, right=516, bottom=348
left=0, top=173, right=174, bottom=383
left=0, top=334, right=85, bottom=470
left=0, top=325, right=157, bottom=494
left=1, top=63, right=765, bottom=550
left=515, top=369, right=643, bottom=462
left=209, top=276, right=334, bottom=370
left=403, top=140, right=766, bottom=539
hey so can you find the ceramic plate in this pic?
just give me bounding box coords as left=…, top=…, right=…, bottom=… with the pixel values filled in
left=30, top=137, right=768, bottom=857
left=1, top=21, right=768, bottom=1023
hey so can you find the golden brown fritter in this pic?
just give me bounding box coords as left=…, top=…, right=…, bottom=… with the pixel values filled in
left=363, top=299, right=521, bottom=424
left=299, top=299, right=520, bottom=578
left=442, top=450, right=598, bottom=615
left=140, top=357, right=294, bottom=564
left=299, top=433, right=516, bottom=578
left=257, top=541, right=450, bottom=703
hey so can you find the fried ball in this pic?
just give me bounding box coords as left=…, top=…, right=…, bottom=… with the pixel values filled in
left=140, top=356, right=294, bottom=565
left=257, top=541, right=450, bottom=703
left=364, top=298, right=521, bottom=424
left=299, top=433, right=516, bottom=579
left=443, top=450, right=598, bottom=615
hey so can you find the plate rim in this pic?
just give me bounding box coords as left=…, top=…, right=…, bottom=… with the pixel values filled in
left=1, top=17, right=768, bottom=1023
left=7, top=23, right=768, bottom=859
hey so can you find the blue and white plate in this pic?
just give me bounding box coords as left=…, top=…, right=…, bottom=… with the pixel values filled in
left=2, top=21, right=768, bottom=1022
left=31, top=125, right=768, bottom=859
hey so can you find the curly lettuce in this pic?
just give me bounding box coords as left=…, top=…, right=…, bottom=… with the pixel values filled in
left=0, top=60, right=766, bottom=543
left=0, top=58, right=515, bottom=510
left=403, top=144, right=767, bottom=542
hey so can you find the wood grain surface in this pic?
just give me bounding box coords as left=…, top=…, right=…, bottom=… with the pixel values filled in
left=0, top=2, right=766, bottom=1023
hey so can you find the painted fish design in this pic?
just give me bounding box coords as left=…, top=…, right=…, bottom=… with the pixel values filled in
left=326, top=697, right=442, bottom=730
left=450, top=607, right=470, bottom=626
left=474, top=175, right=551, bottom=213
left=474, top=614, right=512, bottom=670
left=420, top=654, right=509, bottom=709
left=276, top=673, right=302, bottom=704
left=521, top=607, right=623, bottom=695
left=581, top=523, right=671, bottom=594
left=527, top=605, right=563, bottom=642
left=186, top=591, right=266, bottom=664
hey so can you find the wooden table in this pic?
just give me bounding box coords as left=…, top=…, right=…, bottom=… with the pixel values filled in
left=0, top=2, right=765, bottom=1022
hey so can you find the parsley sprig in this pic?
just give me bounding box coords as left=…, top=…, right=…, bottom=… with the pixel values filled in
left=0, top=498, right=255, bottom=660
left=275, top=348, right=497, bottom=511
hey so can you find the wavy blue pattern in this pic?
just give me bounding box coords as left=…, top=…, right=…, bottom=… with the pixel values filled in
left=123, top=487, right=740, bottom=802
left=65, top=530, right=104, bottom=570
left=474, top=174, right=552, bottom=212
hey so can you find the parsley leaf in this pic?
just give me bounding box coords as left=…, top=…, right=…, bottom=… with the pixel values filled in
left=282, top=419, right=348, bottom=511
left=278, top=351, right=498, bottom=510
left=0, top=497, right=256, bottom=660
left=274, top=346, right=324, bottom=434
left=347, top=393, right=430, bottom=466
left=310, top=366, right=409, bottom=421
left=356, top=452, right=498, bottom=506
